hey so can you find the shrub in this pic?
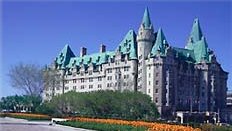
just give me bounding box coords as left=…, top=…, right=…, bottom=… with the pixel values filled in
left=40, top=90, right=160, bottom=121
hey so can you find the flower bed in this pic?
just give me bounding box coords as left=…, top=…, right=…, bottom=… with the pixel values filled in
left=67, top=117, right=201, bottom=131
left=0, top=113, right=51, bottom=121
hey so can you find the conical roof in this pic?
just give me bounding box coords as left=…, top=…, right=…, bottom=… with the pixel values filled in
left=142, top=7, right=152, bottom=29
left=151, top=28, right=168, bottom=56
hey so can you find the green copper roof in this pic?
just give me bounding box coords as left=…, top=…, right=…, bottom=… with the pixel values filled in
left=142, top=7, right=152, bottom=29
left=56, top=29, right=137, bottom=69
left=173, top=47, right=195, bottom=63
left=184, top=18, right=211, bottom=63
left=192, top=36, right=210, bottom=63
left=67, top=51, right=115, bottom=68
left=55, top=44, right=75, bottom=69
left=117, top=30, right=137, bottom=59
left=186, top=18, right=203, bottom=50
left=151, top=28, right=168, bottom=57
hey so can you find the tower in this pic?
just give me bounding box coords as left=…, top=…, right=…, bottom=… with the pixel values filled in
left=137, top=8, right=155, bottom=93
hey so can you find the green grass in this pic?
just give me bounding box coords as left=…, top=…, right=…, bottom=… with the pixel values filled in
left=199, top=124, right=232, bottom=131
left=57, top=120, right=147, bottom=131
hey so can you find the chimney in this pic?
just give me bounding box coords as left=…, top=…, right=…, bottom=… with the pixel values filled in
left=80, top=47, right=87, bottom=57
left=100, top=44, right=106, bottom=53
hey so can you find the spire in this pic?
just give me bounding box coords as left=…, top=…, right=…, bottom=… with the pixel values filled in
left=142, top=7, right=152, bottom=29
left=151, top=28, right=168, bottom=56
left=186, top=18, right=203, bottom=49
left=190, top=18, right=203, bottom=43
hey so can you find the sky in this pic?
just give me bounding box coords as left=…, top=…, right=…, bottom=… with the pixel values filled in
left=1, top=1, right=231, bottom=97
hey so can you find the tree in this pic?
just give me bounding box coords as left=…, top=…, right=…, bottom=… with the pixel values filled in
left=0, top=95, right=42, bottom=112
left=42, top=90, right=160, bottom=120
left=8, top=63, right=44, bottom=96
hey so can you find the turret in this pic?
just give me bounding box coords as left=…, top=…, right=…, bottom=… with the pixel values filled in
left=137, top=7, right=155, bottom=94
left=137, top=7, right=155, bottom=47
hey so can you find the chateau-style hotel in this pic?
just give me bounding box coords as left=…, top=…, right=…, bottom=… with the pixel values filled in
left=43, top=8, right=228, bottom=117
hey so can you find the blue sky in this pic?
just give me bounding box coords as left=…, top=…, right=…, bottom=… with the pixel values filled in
left=1, top=1, right=231, bottom=97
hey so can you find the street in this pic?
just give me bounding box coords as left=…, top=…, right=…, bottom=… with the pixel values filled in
left=0, top=117, right=92, bottom=131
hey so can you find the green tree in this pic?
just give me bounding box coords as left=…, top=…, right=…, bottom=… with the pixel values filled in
left=0, top=95, right=42, bottom=112
left=43, top=90, right=159, bottom=120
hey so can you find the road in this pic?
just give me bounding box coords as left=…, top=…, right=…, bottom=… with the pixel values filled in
left=0, top=117, right=92, bottom=131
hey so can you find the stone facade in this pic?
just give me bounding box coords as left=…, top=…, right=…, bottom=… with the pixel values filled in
left=43, top=8, right=228, bottom=117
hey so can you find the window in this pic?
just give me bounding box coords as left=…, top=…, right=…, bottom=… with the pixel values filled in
left=155, top=97, right=158, bottom=103
left=56, top=87, right=60, bottom=90
left=202, top=92, right=205, bottom=97
left=155, top=80, right=159, bottom=85
left=115, top=75, right=117, bottom=80
left=89, top=78, right=93, bottom=82
left=108, top=68, right=112, bottom=73
left=73, top=79, right=77, bottom=83
left=89, top=71, right=92, bottom=75
left=65, top=86, right=69, bottom=90
left=73, top=86, right=76, bottom=90
left=81, top=78, right=84, bottom=83
left=107, top=83, right=110, bottom=87
left=81, top=85, right=85, bottom=89
left=149, top=81, right=151, bottom=85
left=65, top=80, right=69, bottom=84
left=148, top=89, right=150, bottom=93
left=89, top=85, right=93, bottom=89
left=98, top=84, right=102, bottom=88
left=116, top=68, right=120, bottom=72
left=124, top=74, right=129, bottom=79
left=149, top=73, right=151, bottom=78
left=156, top=72, right=159, bottom=77
left=107, top=76, right=112, bottom=80
left=124, top=67, right=129, bottom=72
left=155, top=89, right=158, bottom=93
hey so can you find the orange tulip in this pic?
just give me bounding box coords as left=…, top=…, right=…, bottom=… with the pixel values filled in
left=66, top=117, right=201, bottom=131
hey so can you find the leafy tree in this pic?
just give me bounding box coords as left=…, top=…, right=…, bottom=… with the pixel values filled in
left=0, top=95, right=42, bottom=112
left=42, top=90, right=159, bottom=120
